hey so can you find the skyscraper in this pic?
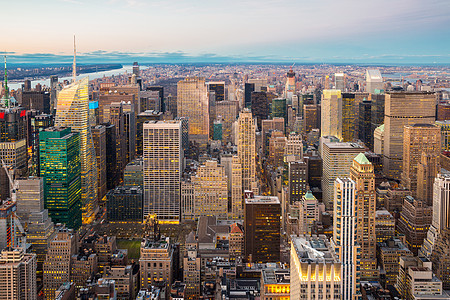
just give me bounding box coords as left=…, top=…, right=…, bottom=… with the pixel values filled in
left=91, top=125, right=107, bottom=202
left=342, top=93, right=356, bottom=142
left=143, top=120, right=182, bottom=222
left=244, top=195, right=281, bottom=263
left=402, top=124, right=441, bottom=200
left=331, top=178, right=361, bottom=300
left=177, top=77, right=209, bottom=147
left=39, top=127, right=81, bottom=229
left=350, top=153, right=377, bottom=280
left=0, top=248, right=37, bottom=300
left=237, top=109, right=258, bottom=193
left=383, top=92, right=436, bottom=179
left=55, top=77, right=98, bottom=224
left=284, top=67, right=296, bottom=101
left=321, top=89, right=342, bottom=140
left=365, top=69, right=383, bottom=94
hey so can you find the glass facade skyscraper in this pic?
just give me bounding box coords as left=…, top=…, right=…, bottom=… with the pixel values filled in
left=39, top=127, right=81, bottom=229
left=55, top=77, right=98, bottom=224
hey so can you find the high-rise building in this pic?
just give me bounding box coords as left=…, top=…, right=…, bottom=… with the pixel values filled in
left=215, top=100, right=238, bottom=143
left=244, top=195, right=281, bottom=263
left=302, top=104, right=318, bottom=134
left=290, top=235, right=342, bottom=300
left=55, top=77, right=98, bottom=224
left=244, top=83, right=255, bottom=108
left=28, top=113, right=54, bottom=176
left=49, top=75, right=58, bottom=113
left=271, top=98, right=287, bottom=120
left=191, top=160, right=228, bottom=220
left=103, top=123, right=118, bottom=189
left=261, top=118, right=285, bottom=155
left=284, top=132, right=303, bottom=160
left=331, top=178, right=361, bottom=300
left=298, top=191, right=320, bottom=235
left=321, top=90, right=342, bottom=140
left=122, top=101, right=136, bottom=164
left=321, top=142, right=365, bottom=209
left=39, top=127, right=81, bottom=229
left=284, top=67, right=296, bottom=101
left=21, top=90, right=51, bottom=114
left=365, top=69, right=383, bottom=94
left=436, top=120, right=450, bottom=152
left=136, top=110, right=163, bottom=156
left=107, top=186, right=143, bottom=222
left=334, top=73, right=345, bottom=91
left=177, top=77, right=209, bottom=147
left=15, top=177, right=44, bottom=223
left=107, top=102, right=127, bottom=173
left=143, top=120, right=182, bottom=222
left=341, top=93, right=356, bottom=142
left=237, top=109, right=258, bottom=193
left=0, top=201, right=25, bottom=251
left=396, top=196, right=432, bottom=255
left=260, top=268, right=290, bottom=300
left=375, top=209, right=395, bottom=243
left=124, top=157, right=143, bottom=187
left=251, top=91, right=269, bottom=128
left=378, top=238, right=413, bottom=287
left=225, top=155, right=243, bottom=219
left=383, top=92, right=436, bottom=179
left=0, top=247, right=37, bottom=300
left=43, top=227, right=77, bottom=300
left=288, top=160, right=308, bottom=204
left=91, top=125, right=107, bottom=202
left=402, top=124, right=440, bottom=199
left=350, top=153, right=377, bottom=280
left=358, top=98, right=372, bottom=148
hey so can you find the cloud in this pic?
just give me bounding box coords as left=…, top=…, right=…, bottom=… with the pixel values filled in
left=59, top=0, right=83, bottom=4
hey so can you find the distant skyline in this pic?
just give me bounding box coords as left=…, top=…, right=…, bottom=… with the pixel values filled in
left=2, top=0, right=450, bottom=64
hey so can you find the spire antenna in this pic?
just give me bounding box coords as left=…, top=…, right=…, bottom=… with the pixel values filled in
left=3, top=55, right=9, bottom=108
left=72, top=35, right=76, bottom=81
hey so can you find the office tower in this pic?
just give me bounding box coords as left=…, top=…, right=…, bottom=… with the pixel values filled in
left=103, top=123, right=118, bottom=189
left=28, top=113, right=54, bottom=176
left=227, top=156, right=243, bottom=219
left=350, top=153, right=377, bottom=279
left=132, top=61, right=139, bottom=76
left=0, top=201, right=25, bottom=250
left=375, top=209, right=395, bottom=243
left=321, top=90, right=342, bottom=140
left=417, top=152, right=441, bottom=203
left=285, top=132, right=303, bottom=159
left=237, top=109, right=258, bottom=192
left=55, top=77, right=98, bottom=224
left=437, top=103, right=450, bottom=121
left=122, top=101, right=136, bottom=163
left=378, top=238, right=413, bottom=287
left=0, top=248, right=37, bottom=300
left=139, top=237, right=173, bottom=292
left=183, top=243, right=201, bottom=300
left=396, top=196, right=432, bottom=255
left=107, top=185, right=143, bottom=222
left=341, top=93, right=356, bottom=142
left=288, top=160, right=308, bottom=204
left=383, top=92, right=435, bottom=179
left=43, top=227, right=77, bottom=300
left=334, top=73, right=345, bottom=91
left=261, top=118, right=285, bottom=154
left=251, top=91, right=269, bottom=128
left=271, top=98, right=287, bottom=120
left=146, top=86, right=164, bottom=111
left=298, top=191, right=319, bottom=235
left=88, top=100, right=99, bottom=126
left=207, top=82, right=224, bottom=133
left=191, top=160, right=228, bottom=220
left=174, top=117, right=189, bottom=154
left=302, top=104, right=318, bottom=134
left=359, top=98, right=372, bottom=148
left=98, top=92, right=136, bottom=123
left=290, top=235, right=342, bottom=300
left=331, top=178, right=361, bottom=300
left=140, top=90, right=162, bottom=112
left=370, top=93, right=385, bottom=138
left=396, top=256, right=446, bottom=300
left=177, top=77, right=209, bottom=147
left=373, top=124, right=384, bottom=155
left=215, top=100, right=238, bottom=143
left=136, top=110, right=163, bottom=155
left=321, top=142, right=364, bottom=209
left=143, top=121, right=182, bottom=222
left=207, top=81, right=225, bottom=102
left=180, top=180, right=194, bottom=222
left=91, top=125, right=107, bottom=202
left=268, top=132, right=286, bottom=168
left=244, top=195, right=281, bottom=263
left=107, top=102, right=127, bottom=172
left=284, top=66, right=296, bottom=100
left=124, top=158, right=143, bottom=186
left=39, top=127, right=81, bottom=229
left=436, top=121, right=450, bottom=152
left=26, top=210, right=56, bottom=283
left=21, top=90, right=51, bottom=114
left=365, top=69, right=383, bottom=94
left=15, top=177, right=44, bottom=222
left=402, top=124, right=440, bottom=199
left=50, top=75, right=58, bottom=112
left=70, top=251, right=98, bottom=291
left=244, top=83, right=255, bottom=108
left=23, top=79, right=31, bottom=91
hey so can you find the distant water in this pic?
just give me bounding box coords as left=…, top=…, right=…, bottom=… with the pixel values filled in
left=8, top=65, right=136, bottom=90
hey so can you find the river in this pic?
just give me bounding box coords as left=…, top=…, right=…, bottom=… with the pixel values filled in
left=8, top=65, right=137, bottom=90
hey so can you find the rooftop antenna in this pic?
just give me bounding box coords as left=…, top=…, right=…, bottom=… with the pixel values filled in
left=3, top=56, right=9, bottom=108
left=72, top=35, right=76, bottom=82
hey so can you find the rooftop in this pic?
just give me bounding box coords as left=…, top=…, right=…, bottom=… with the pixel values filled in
left=245, top=195, right=280, bottom=205
left=291, top=235, right=339, bottom=264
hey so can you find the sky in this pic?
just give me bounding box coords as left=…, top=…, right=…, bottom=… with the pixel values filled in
left=1, top=0, right=450, bottom=64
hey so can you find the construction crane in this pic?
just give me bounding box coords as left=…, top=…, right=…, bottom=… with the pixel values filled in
left=1, top=159, right=18, bottom=202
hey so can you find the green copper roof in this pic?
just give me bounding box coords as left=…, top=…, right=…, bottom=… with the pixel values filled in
left=354, top=153, right=371, bottom=165
left=304, top=190, right=316, bottom=200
